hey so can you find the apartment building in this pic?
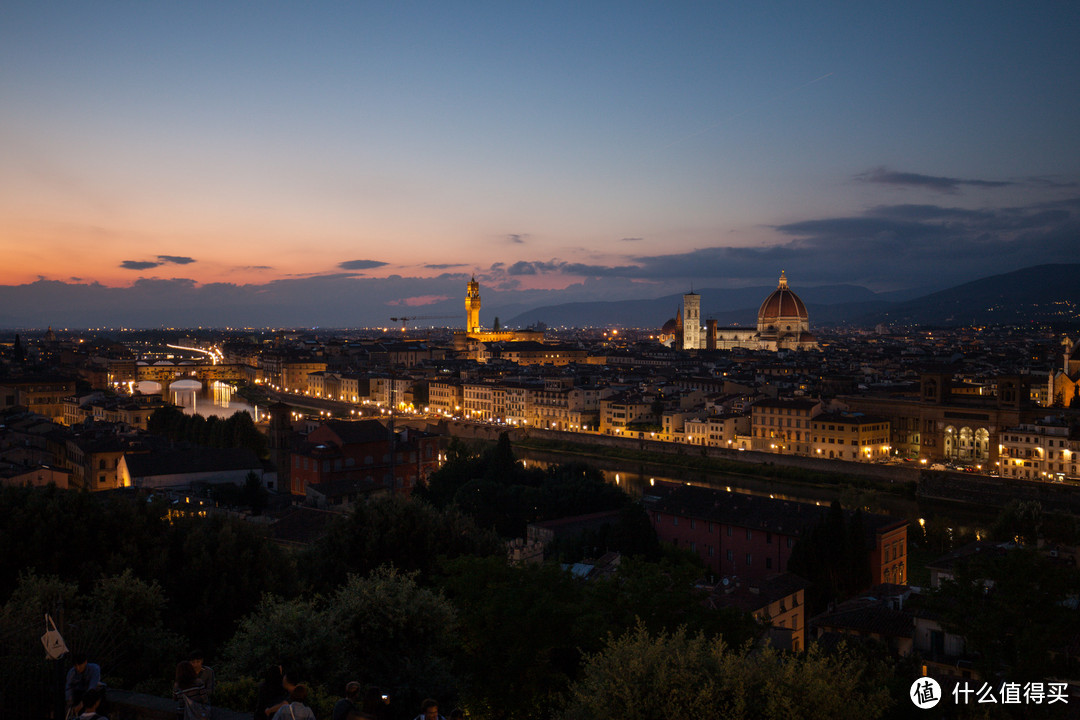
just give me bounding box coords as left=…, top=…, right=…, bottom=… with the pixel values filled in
left=810, top=411, right=891, bottom=462
left=750, top=397, right=822, bottom=455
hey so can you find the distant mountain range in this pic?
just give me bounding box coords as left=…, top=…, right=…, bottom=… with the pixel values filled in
left=1, top=264, right=1075, bottom=330
left=505, top=264, right=1080, bottom=328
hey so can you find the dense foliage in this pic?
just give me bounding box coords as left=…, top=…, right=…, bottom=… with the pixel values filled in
left=560, top=624, right=892, bottom=720
left=0, top=571, right=183, bottom=717
left=439, top=554, right=760, bottom=720
left=0, top=484, right=295, bottom=652
left=147, top=405, right=268, bottom=458
left=298, top=493, right=503, bottom=594
left=927, top=547, right=1080, bottom=682
left=223, top=567, right=459, bottom=719
left=786, top=501, right=872, bottom=614
left=418, top=433, right=635, bottom=538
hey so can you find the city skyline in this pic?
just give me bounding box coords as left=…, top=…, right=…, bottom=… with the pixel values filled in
left=2, top=2, right=1078, bottom=320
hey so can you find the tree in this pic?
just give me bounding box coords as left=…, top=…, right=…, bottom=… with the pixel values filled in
left=585, top=554, right=757, bottom=645
left=327, top=567, right=459, bottom=712
left=224, top=567, right=459, bottom=719
left=420, top=436, right=632, bottom=538
left=0, top=571, right=183, bottom=715
left=559, top=624, right=892, bottom=720
left=298, top=495, right=501, bottom=593
left=927, top=547, right=1080, bottom=682
left=222, top=594, right=337, bottom=685
left=414, top=437, right=488, bottom=508
left=146, top=406, right=268, bottom=458
left=787, top=501, right=873, bottom=614
left=159, top=514, right=297, bottom=651
left=0, top=485, right=171, bottom=600
left=439, top=557, right=601, bottom=720
left=989, top=499, right=1043, bottom=545
left=547, top=503, right=661, bottom=562
left=238, top=471, right=269, bottom=514
left=438, top=552, right=760, bottom=720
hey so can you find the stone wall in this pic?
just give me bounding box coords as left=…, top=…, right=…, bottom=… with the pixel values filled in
left=105, top=689, right=249, bottom=720
left=919, top=471, right=1080, bottom=512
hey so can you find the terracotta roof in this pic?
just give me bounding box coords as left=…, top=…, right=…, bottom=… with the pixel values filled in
left=123, top=447, right=262, bottom=478
left=320, top=418, right=389, bottom=445
left=709, top=572, right=810, bottom=613
left=758, top=272, right=809, bottom=321
left=811, top=599, right=914, bottom=638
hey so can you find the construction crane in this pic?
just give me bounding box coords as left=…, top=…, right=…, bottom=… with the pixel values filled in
left=390, top=315, right=458, bottom=331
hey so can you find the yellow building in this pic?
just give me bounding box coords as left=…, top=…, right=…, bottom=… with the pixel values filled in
left=711, top=574, right=808, bottom=652
left=810, top=411, right=891, bottom=462
left=750, top=397, right=822, bottom=455
left=529, top=381, right=603, bottom=432
left=462, top=381, right=495, bottom=420
left=0, top=376, right=76, bottom=422
left=490, top=341, right=587, bottom=366
left=599, top=392, right=655, bottom=435
left=999, top=420, right=1078, bottom=481
left=466, top=276, right=482, bottom=332
left=453, top=278, right=544, bottom=353
left=429, top=379, right=464, bottom=416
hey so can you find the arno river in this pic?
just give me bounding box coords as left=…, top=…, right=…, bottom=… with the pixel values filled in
left=513, top=445, right=994, bottom=537
left=139, top=379, right=263, bottom=421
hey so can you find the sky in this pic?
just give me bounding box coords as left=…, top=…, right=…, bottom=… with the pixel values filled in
left=2, top=2, right=1078, bottom=326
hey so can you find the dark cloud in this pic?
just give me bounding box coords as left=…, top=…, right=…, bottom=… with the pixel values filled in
left=479, top=194, right=1080, bottom=289
left=855, top=167, right=1014, bottom=193
left=308, top=273, right=366, bottom=281
left=1026, top=176, right=1079, bottom=189
left=338, top=259, right=390, bottom=270
left=561, top=262, right=643, bottom=277
left=504, top=260, right=641, bottom=277
left=508, top=261, right=537, bottom=275
left=120, top=255, right=195, bottom=271
left=867, top=204, right=995, bottom=222
left=619, top=237, right=644, bottom=242
left=764, top=199, right=1080, bottom=283
left=424, top=263, right=468, bottom=270
left=507, top=234, right=528, bottom=244
left=130, top=277, right=197, bottom=291
left=236, top=265, right=274, bottom=271
left=771, top=217, right=947, bottom=253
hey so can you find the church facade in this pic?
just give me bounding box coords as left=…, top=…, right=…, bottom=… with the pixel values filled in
left=662, top=272, right=819, bottom=352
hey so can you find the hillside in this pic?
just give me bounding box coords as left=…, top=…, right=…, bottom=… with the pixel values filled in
left=504, top=265, right=1080, bottom=329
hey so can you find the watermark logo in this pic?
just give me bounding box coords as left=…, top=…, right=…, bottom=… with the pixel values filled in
left=911, top=678, right=941, bottom=709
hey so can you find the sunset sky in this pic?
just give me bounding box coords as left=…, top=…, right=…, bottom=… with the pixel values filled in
left=2, top=1, right=1078, bottom=323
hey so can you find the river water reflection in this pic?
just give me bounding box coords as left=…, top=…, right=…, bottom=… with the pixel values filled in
left=169, top=380, right=263, bottom=421
left=514, top=446, right=993, bottom=534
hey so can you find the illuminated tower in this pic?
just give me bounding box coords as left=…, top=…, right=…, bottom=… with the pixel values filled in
left=683, top=291, right=701, bottom=350
left=466, top=276, right=482, bottom=332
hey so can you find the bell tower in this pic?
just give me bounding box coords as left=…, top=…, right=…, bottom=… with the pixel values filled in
left=682, top=291, right=701, bottom=350
left=466, top=276, right=482, bottom=333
